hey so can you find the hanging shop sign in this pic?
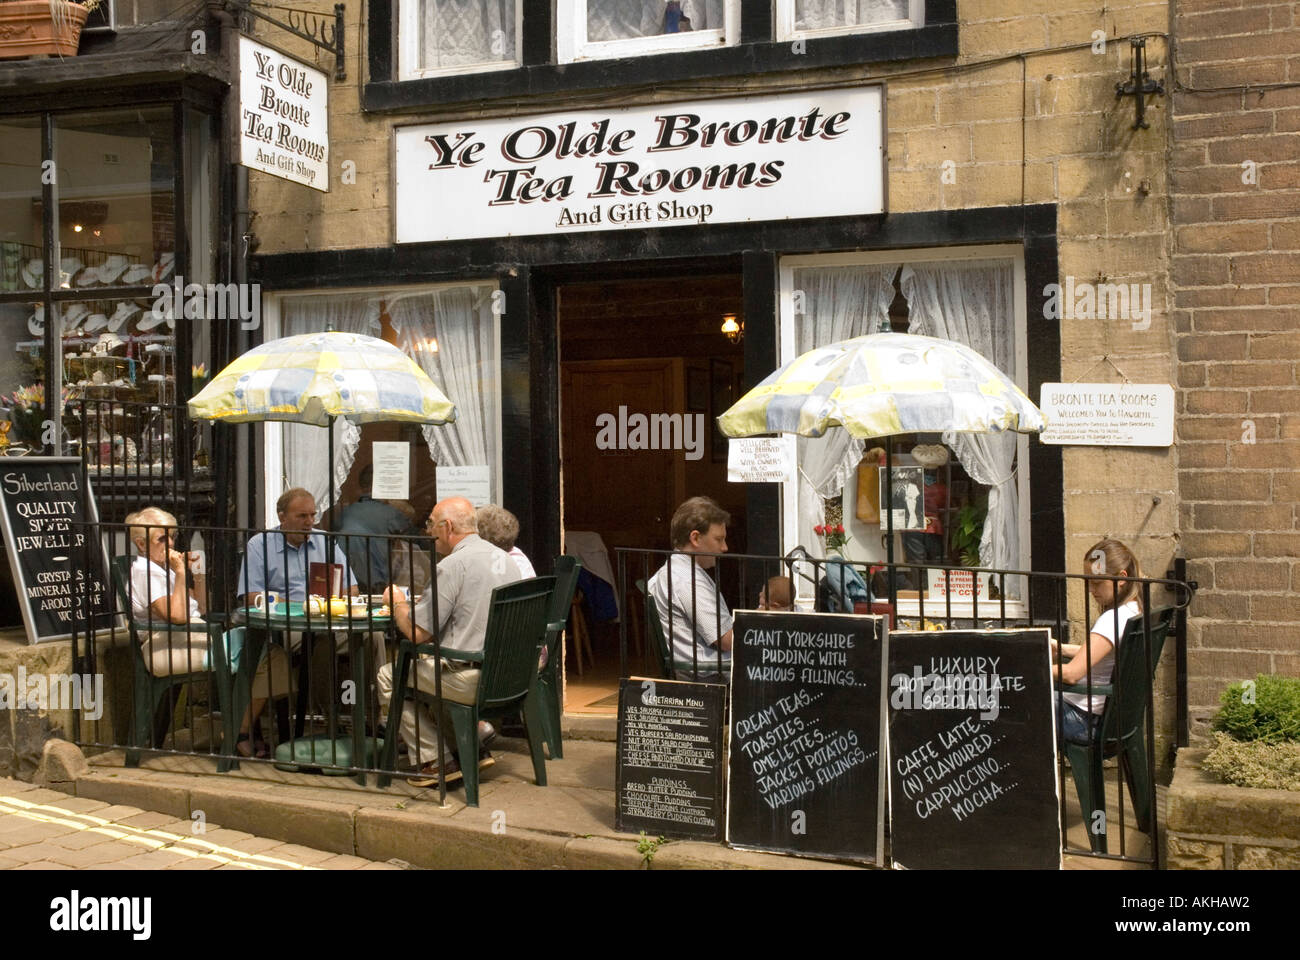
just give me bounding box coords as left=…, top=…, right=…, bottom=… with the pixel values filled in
left=394, top=86, right=885, bottom=243
left=1038, top=383, right=1174, bottom=447
left=238, top=36, right=329, bottom=192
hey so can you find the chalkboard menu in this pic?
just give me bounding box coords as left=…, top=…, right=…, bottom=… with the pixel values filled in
left=616, top=677, right=726, bottom=841
left=0, top=458, right=110, bottom=644
left=887, top=628, right=1061, bottom=870
left=726, top=610, right=886, bottom=863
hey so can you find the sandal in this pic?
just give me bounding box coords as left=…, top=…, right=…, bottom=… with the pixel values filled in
left=235, top=734, right=270, bottom=759
left=407, top=757, right=462, bottom=787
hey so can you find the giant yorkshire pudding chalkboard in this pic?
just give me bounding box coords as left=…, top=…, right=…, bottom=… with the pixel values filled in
left=886, top=628, right=1061, bottom=870
left=0, top=458, right=111, bottom=644
left=726, top=610, right=886, bottom=864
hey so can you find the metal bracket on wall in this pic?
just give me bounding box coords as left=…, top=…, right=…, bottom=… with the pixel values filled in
left=227, top=1, right=347, bottom=81
left=1115, top=37, right=1165, bottom=130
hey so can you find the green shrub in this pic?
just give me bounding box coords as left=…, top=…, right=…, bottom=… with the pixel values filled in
left=1202, top=733, right=1300, bottom=791
left=1211, top=674, right=1300, bottom=743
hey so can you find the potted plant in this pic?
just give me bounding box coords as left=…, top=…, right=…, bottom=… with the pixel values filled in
left=0, top=1, right=99, bottom=60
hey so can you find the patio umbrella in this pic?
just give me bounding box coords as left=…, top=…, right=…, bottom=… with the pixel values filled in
left=717, top=332, right=1045, bottom=439
left=717, top=332, right=1047, bottom=604
left=188, top=330, right=458, bottom=528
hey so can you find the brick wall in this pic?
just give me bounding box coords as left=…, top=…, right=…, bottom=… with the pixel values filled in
left=1171, top=0, right=1300, bottom=739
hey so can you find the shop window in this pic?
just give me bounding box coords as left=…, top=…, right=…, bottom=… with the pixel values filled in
left=776, top=0, right=924, bottom=41
left=557, top=0, right=739, bottom=63
left=778, top=246, right=1030, bottom=611
left=398, top=0, right=521, bottom=80
left=262, top=284, right=502, bottom=525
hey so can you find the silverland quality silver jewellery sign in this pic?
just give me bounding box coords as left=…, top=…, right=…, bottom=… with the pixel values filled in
left=394, top=87, right=884, bottom=242
left=239, top=36, right=329, bottom=191
left=0, top=458, right=111, bottom=644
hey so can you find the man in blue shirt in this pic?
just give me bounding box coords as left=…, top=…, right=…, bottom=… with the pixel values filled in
left=337, top=465, right=419, bottom=593
left=237, top=488, right=358, bottom=604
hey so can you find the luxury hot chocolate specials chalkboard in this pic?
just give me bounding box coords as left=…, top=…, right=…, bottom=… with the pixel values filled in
left=0, top=458, right=110, bottom=644
left=886, top=628, right=1062, bottom=870
left=726, top=610, right=887, bottom=864
left=616, top=677, right=726, bottom=841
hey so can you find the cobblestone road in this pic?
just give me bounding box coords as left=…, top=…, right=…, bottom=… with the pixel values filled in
left=0, top=779, right=404, bottom=870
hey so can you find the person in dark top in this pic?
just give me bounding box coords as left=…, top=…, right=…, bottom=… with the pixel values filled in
left=337, top=464, right=419, bottom=592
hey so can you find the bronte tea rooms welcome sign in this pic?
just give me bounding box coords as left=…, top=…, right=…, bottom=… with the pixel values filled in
left=394, top=87, right=884, bottom=243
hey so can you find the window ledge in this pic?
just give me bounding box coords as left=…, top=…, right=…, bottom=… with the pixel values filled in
left=364, top=24, right=956, bottom=115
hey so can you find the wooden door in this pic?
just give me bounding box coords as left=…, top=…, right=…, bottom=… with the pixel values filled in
left=561, top=358, right=685, bottom=551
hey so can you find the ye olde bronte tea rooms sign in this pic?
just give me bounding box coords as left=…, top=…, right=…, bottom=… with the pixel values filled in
left=394, top=87, right=884, bottom=243
left=239, top=36, right=329, bottom=191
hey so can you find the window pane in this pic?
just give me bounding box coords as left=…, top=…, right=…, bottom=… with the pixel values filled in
left=587, top=0, right=724, bottom=41
left=419, top=0, right=516, bottom=70
left=54, top=107, right=174, bottom=291
left=0, top=117, right=43, bottom=294
left=795, top=0, right=909, bottom=31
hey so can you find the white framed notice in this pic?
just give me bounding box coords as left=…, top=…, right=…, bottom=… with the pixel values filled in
left=394, top=86, right=884, bottom=243
left=370, top=442, right=411, bottom=500
left=238, top=36, right=329, bottom=191
left=727, top=436, right=796, bottom=483
left=1039, top=383, right=1175, bottom=447
left=436, top=465, right=491, bottom=507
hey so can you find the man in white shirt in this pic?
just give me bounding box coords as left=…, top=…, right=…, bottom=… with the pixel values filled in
left=377, top=497, right=520, bottom=786
left=648, top=496, right=733, bottom=682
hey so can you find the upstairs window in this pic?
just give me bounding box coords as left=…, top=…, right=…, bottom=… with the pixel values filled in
left=558, top=1, right=739, bottom=63
left=776, top=0, right=923, bottom=41
left=398, top=0, right=520, bottom=80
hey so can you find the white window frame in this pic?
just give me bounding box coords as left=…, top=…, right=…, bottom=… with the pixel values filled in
left=260, top=281, right=504, bottom=527
left=557, top=0, right=740, bottom=64
left=398, top=0, right=523, bottom=81
left=777, top=244, right=1031, bottom=618
left=775, top=0, right=924, bottom=42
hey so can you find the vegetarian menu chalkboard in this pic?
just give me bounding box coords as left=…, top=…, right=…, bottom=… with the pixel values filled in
left=616, top=677, right=726, bottom=841
left=887, top=628, right=1061, bottom=870
left=0, top=458, right=110, bottom=644
left=726, top=610, right=886, bottom=863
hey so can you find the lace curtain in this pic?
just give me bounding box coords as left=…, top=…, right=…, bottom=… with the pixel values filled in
left=586, top=0, right=723, bottom=40
left=790, top=263, right=899, bottom=554
left=899, top=259, right=1019, bottom=573
left=794, top=0, right=909, bottom=31
left=388, top=286, right=499, bottom=502
left=418, top=0, right=516, bottom=69
left=276, top=294, right=381, bottom=520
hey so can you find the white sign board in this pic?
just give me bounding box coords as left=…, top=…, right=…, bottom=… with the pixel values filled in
left=1039, top=383, right=1175, bottom=447
left=727, top=436, right=796, bottom=483
left=436, top=465, right=491, bottom=507
left=394, top=86, right=884, bottom=243
left=370, top=442, right=411, bottom=500
left=239, top=36, right=329, bottom=191
left=927, top=568, right=990, bottom=603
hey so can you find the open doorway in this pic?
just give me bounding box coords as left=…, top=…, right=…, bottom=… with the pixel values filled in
left=558, top=267, right=745, bottom=714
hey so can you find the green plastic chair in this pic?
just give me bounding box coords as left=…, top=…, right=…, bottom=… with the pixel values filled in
left=109, top=555, right=235, bottom=770
left=537, top=556, right=581, bottom=760
left=1060, top=605, right=1176, bottom=854
left=378, top=576, right=555, bottom=806
left=636, top=579, right=676, bottom=680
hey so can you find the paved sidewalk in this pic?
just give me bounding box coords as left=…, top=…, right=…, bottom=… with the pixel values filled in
left=0, top=779, right=405, bottom=871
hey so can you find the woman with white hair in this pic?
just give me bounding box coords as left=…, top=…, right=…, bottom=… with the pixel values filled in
left=126, top=506, right=289, bottom=758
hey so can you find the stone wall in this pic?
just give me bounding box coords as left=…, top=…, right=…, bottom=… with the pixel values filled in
left=1166, top=748, right=1300, bottom=868
left=1170, top=0, right=1300, bottom=742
